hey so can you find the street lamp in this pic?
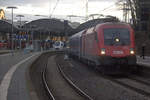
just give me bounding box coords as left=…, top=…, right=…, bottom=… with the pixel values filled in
left=7, top=6, right=17, bottom=55
left=89, top=14, right=104, bottom=20
left=85, top=0, right=88, bottom=21
left=34, top=14, right=48, bottom=51
left=67, top=15, right=79, bottom=21
left=16, top=14, right=24, bottom=49
left=34, top=14, right=48, bottom=17
left=30, top=25, right=37, bottom=51
left=67, top=15, right=86, bottom=22
left=16, top=15, right=24, bottom=27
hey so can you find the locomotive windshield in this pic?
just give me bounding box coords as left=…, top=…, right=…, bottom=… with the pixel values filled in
left=104, top=28, right=130, bottom=46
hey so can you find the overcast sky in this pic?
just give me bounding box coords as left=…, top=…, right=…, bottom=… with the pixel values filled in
left=0, top=0, right=123, bottom=22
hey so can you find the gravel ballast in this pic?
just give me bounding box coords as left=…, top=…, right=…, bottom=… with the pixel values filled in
left=56, top=55, right=150, bottom=100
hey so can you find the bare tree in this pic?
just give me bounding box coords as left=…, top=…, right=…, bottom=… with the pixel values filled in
left=116, top=0, right=138, bottom=28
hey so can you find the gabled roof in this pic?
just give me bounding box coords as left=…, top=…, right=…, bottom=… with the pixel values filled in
left=0, top=20, right=18, bottom=33
left=23, top=18, right=73, bottom=34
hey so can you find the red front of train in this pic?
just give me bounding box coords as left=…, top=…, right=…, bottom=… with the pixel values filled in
left=69, top=22, right=136, bottom=68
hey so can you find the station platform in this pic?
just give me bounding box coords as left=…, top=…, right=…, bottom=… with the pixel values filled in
left=0, top=50, right=10, bottom=54
left=137, top=56, right=150, bottom=67
left=0, top=51, right=41, bottom=100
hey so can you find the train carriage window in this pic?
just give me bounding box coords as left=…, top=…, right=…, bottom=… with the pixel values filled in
left=104, top=28, right=130, bottom=46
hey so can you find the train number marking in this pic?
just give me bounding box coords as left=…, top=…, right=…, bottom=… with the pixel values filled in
left=113, top=51, right=124, bottom=54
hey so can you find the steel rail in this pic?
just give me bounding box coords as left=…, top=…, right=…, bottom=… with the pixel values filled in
left=101, top=74, right=150, bottom=98
left=57, top=63, right=94, bottom=100
left=42, top=59, right=56, bottom=100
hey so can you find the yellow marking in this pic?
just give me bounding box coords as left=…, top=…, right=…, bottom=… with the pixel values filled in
left=0, top=9, right=5, bottom=19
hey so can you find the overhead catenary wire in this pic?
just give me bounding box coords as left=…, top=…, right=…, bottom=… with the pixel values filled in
left=49, top=0, right=51, bottom=18
left=49, top=0, right=60, bottom=18
left=99, top=0, right=123, bottom=13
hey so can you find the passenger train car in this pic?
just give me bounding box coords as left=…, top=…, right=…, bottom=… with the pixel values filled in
left=68, top=22, right=137, bottom=73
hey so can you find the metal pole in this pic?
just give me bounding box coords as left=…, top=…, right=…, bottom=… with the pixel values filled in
left=32, top=27, right=33, bottom=51
left=20, top=16, right=21, bottom=26
left=20, top=16, right=22, bottom=50
left=16, top=15, right=24, bottom=50
left=7, top=6, right=17, bottom=55
left=11, top=8, right=14, bottom=55
left=40, top=30, right=42, bottom=51
left=85, top=0, right=88, bottom=21
left=32, top=29, right=33, bottom=44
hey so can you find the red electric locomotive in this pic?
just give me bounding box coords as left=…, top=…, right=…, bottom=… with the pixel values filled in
left=69, top=22, right=137, bottom=73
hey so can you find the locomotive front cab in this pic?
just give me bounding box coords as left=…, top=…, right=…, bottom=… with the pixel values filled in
left=97, top=23, right=136, bottom=66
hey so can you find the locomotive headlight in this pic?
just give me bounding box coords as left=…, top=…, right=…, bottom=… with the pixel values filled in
left=115, top=38, right=120, bottom=42
left=101, top=48, right=106, bottom=55
left=130, top=48, right=135, bottom=55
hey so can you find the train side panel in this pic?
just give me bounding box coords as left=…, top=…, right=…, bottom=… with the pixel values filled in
left=69, top=31, right=83, bottom=58
left=81, top=28, right=100, bottom=65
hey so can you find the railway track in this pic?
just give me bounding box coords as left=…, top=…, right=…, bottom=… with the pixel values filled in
left=89, top=61, right=150, bottom=98
left=42, top=54, right=93, bottom=100
left=42, top=63, right=55, bottom=100
left=128, top=76, right=150, bottom=87
left=62, top=55, right=150, bottom=99
left=72, top=58, right=150, bottom=98
left=57, top=63, right=93, bottom=100
left=31, top=52, right=150, bottom=100
left=109, top=77, right=150, bottom=97
left=100, top=67, right=150, bottom=98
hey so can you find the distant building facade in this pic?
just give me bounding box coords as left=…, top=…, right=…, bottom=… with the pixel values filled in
left=136, top=0, right=150, bottom=31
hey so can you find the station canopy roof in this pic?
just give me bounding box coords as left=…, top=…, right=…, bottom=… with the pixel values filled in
left=23, top=18, right=73, bottom=35
left=0, top=20, right=18, bottom=33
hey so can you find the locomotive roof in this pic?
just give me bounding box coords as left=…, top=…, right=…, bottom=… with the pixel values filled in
left=100, top=22, right=129, bottom=26
left=70, top=22, right=131, bottom=39
left=95, top=22, right=130, bottom=29
left=74, top=18, right=119, bottom=33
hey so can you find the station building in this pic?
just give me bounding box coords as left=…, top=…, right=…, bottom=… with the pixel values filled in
left=136, top=0, right=150, bottom=32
